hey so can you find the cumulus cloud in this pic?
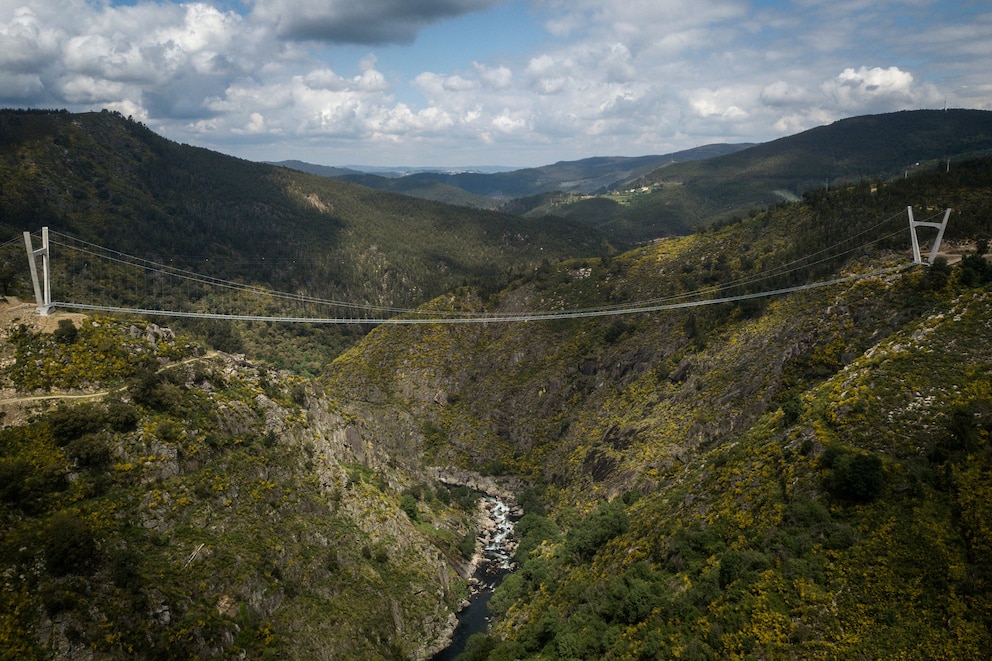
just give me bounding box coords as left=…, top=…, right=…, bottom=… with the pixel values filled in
left=474, top=63, right=512, bottom=90
left=0, top=6, right=63, bottom=72
left=825, top=67, right=913, bottom=105
left=249, top=0, right=502, bottom=44
left=755, top=66, right=944, bottom=137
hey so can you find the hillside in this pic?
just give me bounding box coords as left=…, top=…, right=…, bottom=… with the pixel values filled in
left=331, top=172, right=502, bottom=209
left=270, top=161, right=503, bottom=210
left=322, top=158, right=992, bottom=659
left=0, top=109, right=610, bottom=371
left=528, top=109, right=992, bottom=245
left=0, top=308, right=494, bottom=659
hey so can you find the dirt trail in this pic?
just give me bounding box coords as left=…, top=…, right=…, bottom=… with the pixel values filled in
left=0, top=297, right=216, bottom=424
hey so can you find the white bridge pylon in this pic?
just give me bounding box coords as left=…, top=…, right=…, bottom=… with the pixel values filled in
left=908, top=206, right=951, bottom=266
left=23, top=227, right=51, bottom=316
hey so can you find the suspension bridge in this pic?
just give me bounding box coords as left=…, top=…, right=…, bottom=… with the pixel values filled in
left=15, top=206, right=950, bottom=325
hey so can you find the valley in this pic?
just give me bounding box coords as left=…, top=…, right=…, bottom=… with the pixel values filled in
left=1, top=108, right=991, bottom=660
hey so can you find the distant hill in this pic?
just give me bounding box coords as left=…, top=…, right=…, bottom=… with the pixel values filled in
left=268, top=159, right=361, bottom=178
left=536, top=109, right=992, bottom=245
left=332, top=172, right=503, bottom=209
left=277, top=145, right=752, bottom=208
left=277, top=110, right=992, bottom=249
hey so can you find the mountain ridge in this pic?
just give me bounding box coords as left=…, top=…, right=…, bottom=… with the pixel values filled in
left=320, top=158, right=992, bottom=658
left=0, top=108, right=610, bottom=370
left=522, top=109, right=992, bottom=245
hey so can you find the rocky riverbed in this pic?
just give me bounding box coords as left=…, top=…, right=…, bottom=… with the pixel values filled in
left=431, top=495, right=519, bottom=661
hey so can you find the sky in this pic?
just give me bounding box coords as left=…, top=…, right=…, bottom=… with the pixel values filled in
left=1, top=0, right=990, bottom=168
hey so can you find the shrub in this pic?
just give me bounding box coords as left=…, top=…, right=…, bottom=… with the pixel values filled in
left=66, top=432, right=112, bottom=467
left=718, top=550, right=771, bottom=589
left=922, top=257, right=951, bottom=291
left=43, top=512, right=98, bottom=576
left=457, top=532, right=476, bottom=558
left=129, top=369, right=180, bottom=411
left=1, top=454, right=67, bottom=510
left=0, top=457, right=32, bottom=504
left=822, top=447, right=883, bottom=503
left=958, top=253, right=992, bottom=287
left=565, top=500, right=629, bottom=561
left=459, top=634, right=497, bottom=661
left=399, top=493, right=419, bottom=521
left=47, top=402, right=105, bottom=445
left=514, top=513, right=559, bottom=561
left=104, top=399, right=139, bottom=432
left=53, top=319, right=79, bottom=344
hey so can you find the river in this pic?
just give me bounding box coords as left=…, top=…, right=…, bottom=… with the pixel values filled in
left=431, top=496, right=517, bottom=661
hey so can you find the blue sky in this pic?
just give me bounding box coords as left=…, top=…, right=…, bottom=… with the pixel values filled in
left=1, top=0, right=990, bottom=167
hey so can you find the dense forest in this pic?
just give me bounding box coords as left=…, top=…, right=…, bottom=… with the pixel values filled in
left=519, top=110, right=992, bottom=245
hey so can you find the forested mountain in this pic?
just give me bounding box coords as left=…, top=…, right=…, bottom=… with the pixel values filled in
left=0, top=109, right=609, bottom=369
left=321, top=171, right=503, bottom=209
left=278, top=110, right=992, bottom=249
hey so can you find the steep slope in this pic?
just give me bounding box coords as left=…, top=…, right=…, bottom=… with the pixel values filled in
left=0, top=309, right=489, bottom=660
left=534, top=109, right=992, bottom=245
left=0, top=109, right=610, bottom=370
left=322, top=159, right=992, bottom=659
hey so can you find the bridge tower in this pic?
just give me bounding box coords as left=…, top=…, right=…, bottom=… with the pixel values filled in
left=23, top=227, right=51, bottom=315
left=908, top=206, right=951, bottom=266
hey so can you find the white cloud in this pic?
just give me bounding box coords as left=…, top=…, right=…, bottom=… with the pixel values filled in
left=492, top=111, right=527, bottom=134
left=475, top=63, right=512, bottom=90
left=0, top=6, right=63, bottom=72
left=821, top=66, right=941, bottom=112
left=0, top=0, right=989, bottom=165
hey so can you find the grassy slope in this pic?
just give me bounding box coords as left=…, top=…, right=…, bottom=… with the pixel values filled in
left=322, top=160, right=992, bottom=659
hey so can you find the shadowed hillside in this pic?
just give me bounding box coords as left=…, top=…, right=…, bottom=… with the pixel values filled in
left=280, top=145, right=752, bottom=207
left=0, top=109, right=610, bottom=370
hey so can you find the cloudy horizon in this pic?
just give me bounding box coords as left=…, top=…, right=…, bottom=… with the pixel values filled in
left=1, top=0, right=989, bottom=167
